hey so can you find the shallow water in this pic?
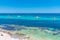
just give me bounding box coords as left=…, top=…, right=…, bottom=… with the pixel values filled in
left=0, top=24, right=60, bottom=40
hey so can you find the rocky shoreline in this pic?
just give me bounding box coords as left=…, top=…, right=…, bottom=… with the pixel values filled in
left=0, top=24, right=60, bottom=40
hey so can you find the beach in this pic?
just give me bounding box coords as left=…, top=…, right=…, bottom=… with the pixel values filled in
left=0, top=25, right=60, bottom=40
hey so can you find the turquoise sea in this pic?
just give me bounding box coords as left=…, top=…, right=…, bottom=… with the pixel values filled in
left=0, top=13, right=60, bottom=30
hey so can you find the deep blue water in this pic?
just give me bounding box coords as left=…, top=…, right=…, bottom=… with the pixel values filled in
left=0, top=13, right=60, bottom=30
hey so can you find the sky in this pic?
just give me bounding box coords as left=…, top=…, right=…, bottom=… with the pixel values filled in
left=0, top=0, right=60, bottom=13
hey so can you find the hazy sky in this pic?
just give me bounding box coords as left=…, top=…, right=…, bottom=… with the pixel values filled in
left=0, top=0, right=60, bottom=13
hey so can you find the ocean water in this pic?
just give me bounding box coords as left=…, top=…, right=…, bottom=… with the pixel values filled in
left=0, top=13, right=60, bottom=30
